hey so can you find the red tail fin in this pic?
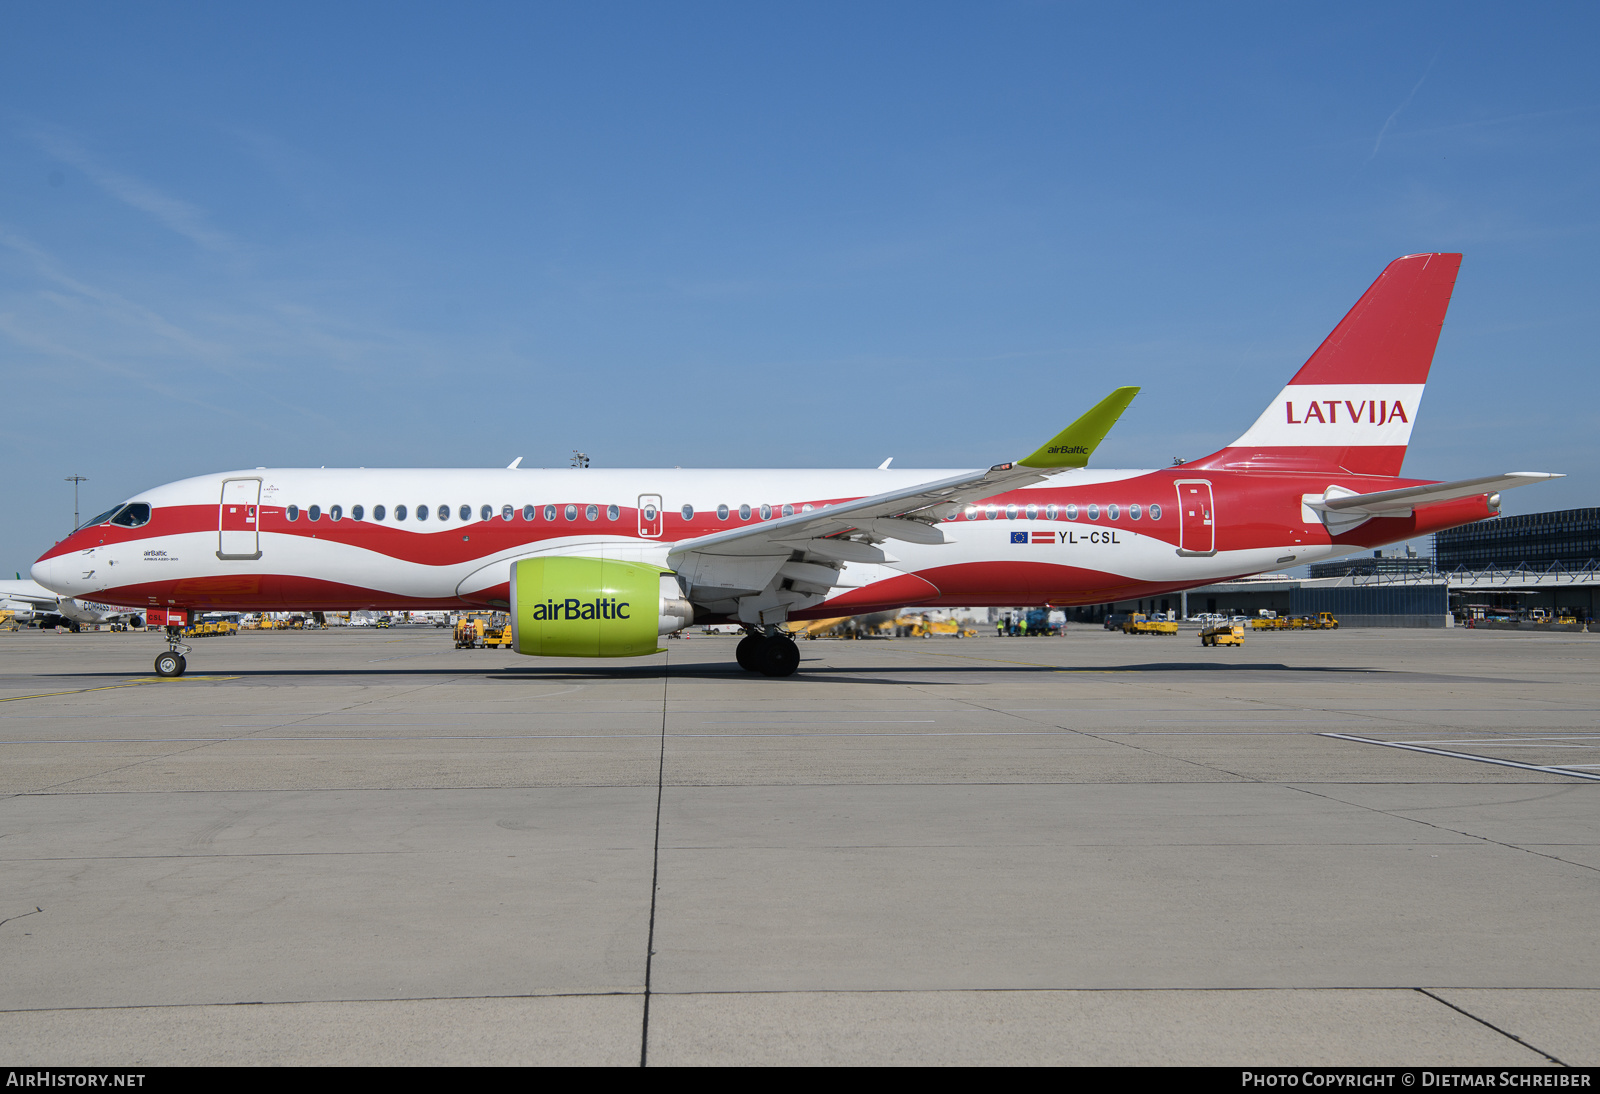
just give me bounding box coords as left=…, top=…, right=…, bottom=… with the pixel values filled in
left=1188, top=253, right=1462, bottom=477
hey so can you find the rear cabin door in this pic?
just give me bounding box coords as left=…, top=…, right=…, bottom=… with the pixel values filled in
left=1174, top=479, right=1216, bottom=556
left=638, top=494, right=663, bottom=538
left=218, top=478, right=263, bottom=560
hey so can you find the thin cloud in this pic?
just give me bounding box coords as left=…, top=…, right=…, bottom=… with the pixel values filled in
left=1369, top=52, right=1441, bottom=162
left=0, top=228, right=340, bottom=427
left=31, top=128, right=236, bottom=252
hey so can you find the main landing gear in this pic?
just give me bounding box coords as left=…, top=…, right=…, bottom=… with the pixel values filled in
left=735, top=628, right=801, bottom=678
left=155, top=627, right=190, bottom=678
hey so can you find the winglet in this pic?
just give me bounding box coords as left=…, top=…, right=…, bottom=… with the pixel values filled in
left=506, top=457, right=523, bottom=470
left=1017, top=386, right=1140, bottom=468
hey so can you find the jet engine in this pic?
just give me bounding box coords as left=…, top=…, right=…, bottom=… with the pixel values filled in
left=509, top=557, right=693, bottom=658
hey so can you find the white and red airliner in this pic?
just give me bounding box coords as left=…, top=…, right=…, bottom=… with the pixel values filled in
left=32, top=253, right=1558, bottom=676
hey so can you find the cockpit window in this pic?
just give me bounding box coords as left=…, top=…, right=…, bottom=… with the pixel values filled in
left=110, top=503, right=151, bottom=528
left=79, top=508, right=120, bottom=530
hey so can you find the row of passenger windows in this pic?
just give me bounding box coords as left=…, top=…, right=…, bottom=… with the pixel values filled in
left=282, top=502, right=822, bottom=524
left=963, top=502, right=1163, bottom=522
left=281, top=500, right=1160, bottom=525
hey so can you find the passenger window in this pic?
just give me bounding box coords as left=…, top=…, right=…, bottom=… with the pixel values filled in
left=1150, top=504, right=1163, bottom=521
left=1045, top=504, right=1058, bottom=520
left=309, top=505, right=322, bottom=522
left=739, top=504, right=751, bottom=520
left=287, top=505, right=300, bottom=522
left=1065, top=503, right=1078, bottom=520
left=1025, top=504, right=1038, bottom=520
left=461, top=504, right=472, bottom=521
left=1088, top=504, right=1100, bottom=520
left=985, top=505, right=997, bottom=520
left=964, top=506, right=978, bottom=520
left=760, top=504, right=772, bottom=520
left=502, top=505, right=513, bottom=521
left=717, top=504, right=730, bottom=520
left=782, top=504, right=794, bottom=517
left=439, top=505, right=451, bottom=521
left=1129, top=504, right=1142, bottom=520
left=522, top=505, right=535, bottom=521
left=110, top=503, right=151, bottom=528
left=353, top=505, right=364, bottom=521
left=330, top=505, right=343, bottom=522
left=681, top=504, right=694, bottom=521
left=1005, top=504, right=1018, bottom=520
left=1108, top=504, right=1120, bottom=520
left=481, top=505, right=493, bottom=521
left=585, top=504, right=598, bottom=521
left=544, top=505, right=556, bottom=521
left=417, top=505, right=428, bottom=521
left=395, top=505, right=407, bottom=521
left=564, top=504, right=577, bottom=521
left=374, top=505, right=386, bottom=521
left=801, top=504, right=814, bottom=513
left=606, top=504, right=620, bottom=521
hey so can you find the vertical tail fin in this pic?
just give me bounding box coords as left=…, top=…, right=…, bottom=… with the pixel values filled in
left=1189, top=253, right=1462, bottom=477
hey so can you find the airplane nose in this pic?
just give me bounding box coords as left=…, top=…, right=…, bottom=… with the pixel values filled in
left=31, top=555, right=64, bottom=594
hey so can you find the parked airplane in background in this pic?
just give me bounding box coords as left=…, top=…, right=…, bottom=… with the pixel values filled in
left=0, top=577, right=144, bottom=630
left=31, top=253, right=1558, bottom=677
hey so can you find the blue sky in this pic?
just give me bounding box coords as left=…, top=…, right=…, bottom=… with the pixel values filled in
left=3, top=2, right=1596, bottom=569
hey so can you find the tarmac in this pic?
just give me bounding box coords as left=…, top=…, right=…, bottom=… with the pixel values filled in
left=0, top=624, right=1596, bottom=1066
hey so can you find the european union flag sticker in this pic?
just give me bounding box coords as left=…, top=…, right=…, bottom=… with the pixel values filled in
left=1010, top=531, right=1028, bottom=544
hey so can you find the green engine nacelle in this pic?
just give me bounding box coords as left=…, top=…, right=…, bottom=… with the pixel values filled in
left=510, top=556, right=691, bottom=658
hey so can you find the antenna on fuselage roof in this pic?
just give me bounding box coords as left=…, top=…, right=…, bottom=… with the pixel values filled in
left=571, top=451, right=590, bottom=468
left=506, top=457, right=523, bottom=470
left=878, top=457, right=893, bottom=469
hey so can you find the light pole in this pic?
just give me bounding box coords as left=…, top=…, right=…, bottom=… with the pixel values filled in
left=65, top=475, right=88, bottom=530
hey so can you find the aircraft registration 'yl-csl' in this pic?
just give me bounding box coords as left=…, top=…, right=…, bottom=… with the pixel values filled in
left=32, top=253, right=1560, bottom=678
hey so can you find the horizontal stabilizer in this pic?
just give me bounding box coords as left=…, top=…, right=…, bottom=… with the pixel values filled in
left=1309, top=472, right=1562, bottom=517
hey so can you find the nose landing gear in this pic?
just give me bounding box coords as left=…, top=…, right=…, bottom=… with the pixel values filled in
left=155, top=628, right=191, bottom=677
left=735, top=628, right=800, bottom=677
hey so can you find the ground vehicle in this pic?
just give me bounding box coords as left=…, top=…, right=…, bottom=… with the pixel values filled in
left=1201, top=624, right=1245, bottom=646
left=1123, top=612, right=1178, bottom=636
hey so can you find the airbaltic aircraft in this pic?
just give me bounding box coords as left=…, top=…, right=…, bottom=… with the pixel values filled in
left=31, top=253, right=1558, bottom=678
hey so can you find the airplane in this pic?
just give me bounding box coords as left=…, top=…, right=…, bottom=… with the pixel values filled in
left=0, top=576, right=146, bottom=630
left=30, top=253, right=1559, bottom=678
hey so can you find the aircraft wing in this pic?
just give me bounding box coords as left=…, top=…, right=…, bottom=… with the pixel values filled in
left=0, top=579, right=61, bottom=612
left=1308, top=472, right=1562, bottom=517
left=667, top=387, right=1138, bottom=620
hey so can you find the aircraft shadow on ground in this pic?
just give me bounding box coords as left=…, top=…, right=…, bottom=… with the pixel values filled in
left=35, top=662, right=1517, bottom=685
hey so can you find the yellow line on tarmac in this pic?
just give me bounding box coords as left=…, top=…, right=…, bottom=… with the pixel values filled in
left=0, top=676, right=239, bottom=703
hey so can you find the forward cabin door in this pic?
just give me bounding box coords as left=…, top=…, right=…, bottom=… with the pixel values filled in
left=638, top=494, right=664, bottom=538
left=1174, top=479, right=1216, bottom=557
left=218, top=478, right=263, bottom=560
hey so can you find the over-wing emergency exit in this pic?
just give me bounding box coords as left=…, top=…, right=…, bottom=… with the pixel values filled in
left=31, top=254, right=1560, bottom=677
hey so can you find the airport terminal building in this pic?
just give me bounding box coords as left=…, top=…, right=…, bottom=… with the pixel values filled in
left=1433, top=507, right=1600, bottom=571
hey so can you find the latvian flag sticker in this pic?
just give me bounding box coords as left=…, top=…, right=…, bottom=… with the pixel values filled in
left=1011, top=531, right=1053, bottom=545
